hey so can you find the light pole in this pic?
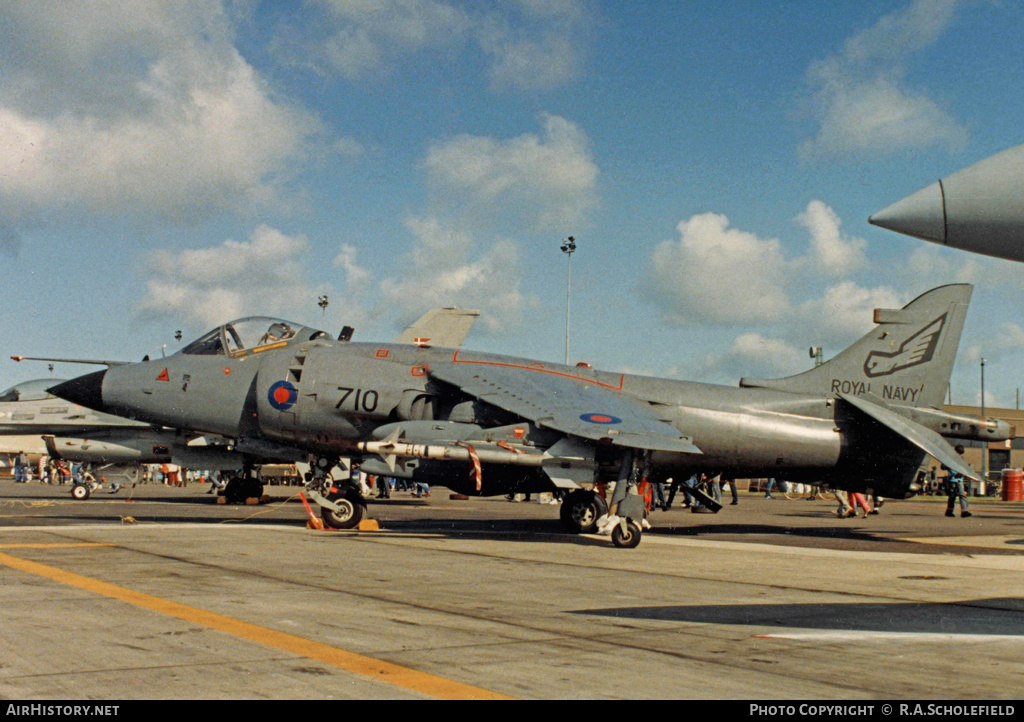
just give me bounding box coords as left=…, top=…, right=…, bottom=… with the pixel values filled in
left=560, top=236, right=576, bottom=365
left=981, top=357, right=987, bottom=490
left=318, top=295, right=329, bottom=321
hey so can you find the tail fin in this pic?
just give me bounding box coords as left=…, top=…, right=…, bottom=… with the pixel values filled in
left=739, top=284, right=972, bottom=408
left=396, top=307, right=481, bottom=348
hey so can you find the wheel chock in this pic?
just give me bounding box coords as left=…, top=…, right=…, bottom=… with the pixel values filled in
left=358, top=518, right=380, bottom=531
left=299, top=492, right=326, bottom=530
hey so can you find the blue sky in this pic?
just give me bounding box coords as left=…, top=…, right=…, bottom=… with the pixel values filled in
left=3, top=0, right=1024, bottom=408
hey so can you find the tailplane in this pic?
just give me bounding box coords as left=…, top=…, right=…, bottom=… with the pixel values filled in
left=740, top=284, right=972, bottom=408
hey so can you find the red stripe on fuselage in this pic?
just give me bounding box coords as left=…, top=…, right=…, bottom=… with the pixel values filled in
left=450, top=350, right=625, bottom=391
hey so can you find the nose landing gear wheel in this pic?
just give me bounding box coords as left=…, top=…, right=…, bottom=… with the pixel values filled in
left=320, top=489, right=366, bottom=530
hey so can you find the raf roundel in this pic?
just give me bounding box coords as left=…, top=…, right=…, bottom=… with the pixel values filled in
left=579, top=412, right=622, bottom=425
left=267, top=380, right=298, bottom=411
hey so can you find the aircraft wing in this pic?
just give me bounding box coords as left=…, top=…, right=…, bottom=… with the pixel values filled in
left=395, top=308, right=481, bottom=348
left=428, top=361, right=701, bottom=454
left=839, top=393, right=982, bottom=482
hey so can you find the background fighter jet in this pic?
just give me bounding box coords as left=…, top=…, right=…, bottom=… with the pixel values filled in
left=870, top=142, right=1024, bottom=263
left=50, top=285, right=1010, bottom=546
left=0, top=377, right=244, bottom=498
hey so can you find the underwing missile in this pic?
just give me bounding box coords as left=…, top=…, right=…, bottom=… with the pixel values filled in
left=869, top=142, right=1024, bottom=263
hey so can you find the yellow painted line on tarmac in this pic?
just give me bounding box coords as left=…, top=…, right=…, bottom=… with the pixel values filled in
left=0, top=548, right=513, bottom=700
left=0, top=543, right=115, bottom=549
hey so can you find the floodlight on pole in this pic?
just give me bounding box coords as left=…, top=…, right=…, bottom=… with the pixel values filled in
left=981, top=357, right=987, bottom=486
left=318, top=294, right=329, bottom=320
left=560, top=236, right=576, bottom=365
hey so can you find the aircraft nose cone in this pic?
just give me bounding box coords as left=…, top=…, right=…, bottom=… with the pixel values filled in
left=869, top=180, right=947, bottom=243
left=49, top=370, right=107, bottom=411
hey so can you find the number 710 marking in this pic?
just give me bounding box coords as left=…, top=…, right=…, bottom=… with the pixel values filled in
left=336, top=387, right=379, bottom=412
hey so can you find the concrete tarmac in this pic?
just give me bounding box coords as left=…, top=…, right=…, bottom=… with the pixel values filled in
left=1, top=481, right=1022, bottom=700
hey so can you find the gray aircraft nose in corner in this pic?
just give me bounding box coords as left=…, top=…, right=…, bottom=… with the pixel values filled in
left=869, top=142, right=1024, bottom=263
left=869, top=180, right=946, bottom=243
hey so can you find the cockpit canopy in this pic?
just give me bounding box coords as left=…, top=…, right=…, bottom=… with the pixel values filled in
left=0, top=379, right=64, bottom=403
left=182, top=317, right=325, bottom=357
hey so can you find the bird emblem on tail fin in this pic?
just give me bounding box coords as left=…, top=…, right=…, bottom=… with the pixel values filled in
left=864, top=314, right=946, bottom=378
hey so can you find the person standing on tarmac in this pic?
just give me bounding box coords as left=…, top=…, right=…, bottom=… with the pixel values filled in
left=943, top=446, right=972, bottom=518
left=943, top=471, right=971, bottom=518
left=847, top=489, right=874, bottom=517
left=721, top=475, right=739, bottom=505
left=834, top=488, right=853, bottom=518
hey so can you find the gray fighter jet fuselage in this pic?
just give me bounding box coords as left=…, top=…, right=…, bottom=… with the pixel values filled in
left=0, top=378, right=243, bottom=471
left=50, top=287, right=1009, bottom=539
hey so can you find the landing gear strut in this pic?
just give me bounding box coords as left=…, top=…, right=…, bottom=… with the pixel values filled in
left=304, top=456, right=367, bottom=530
left=597, top=449, right=651, bottom=548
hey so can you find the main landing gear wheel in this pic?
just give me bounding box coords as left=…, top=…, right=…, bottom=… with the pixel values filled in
left=71, top=484, right=90, bottom=501
left=223, top=475, right=263, bottom=504
left=320, top=489, right=366, bottom=530
left=560, top=489, right=609, bottom=534
left=611, top=520, right=642, bottom=549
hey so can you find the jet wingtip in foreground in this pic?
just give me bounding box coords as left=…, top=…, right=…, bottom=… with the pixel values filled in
left=870, top=141, right=1024, bottom=262
left=868, top=180, right=946, bottom=243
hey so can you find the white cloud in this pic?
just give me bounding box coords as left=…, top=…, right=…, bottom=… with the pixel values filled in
left=424, top=113, right=598, bottom=230
left=728, top=333, right=807, bottom=375
left=644, top=201, right=905, bottom=339
left=333, top=244, right=373, bottom=293
left=797, top=281, right=905, bottom=342
left=799, top=0, right=968, bottom=159
left=316, top=0, right=472, bottom=79
left=378, top=215, right=534, bottom=333
left=905, top=244, right=1023, bottom=288
left=295, top=0, right=590, bottom=90
left=796, top=200, right=869, bottom=276
left=137, top=225, right=321, bottom=329
left=0, top=2, right=318, bottom=229
left=646, top=212, right=791, bottom=326
left=476, top=1, right=590, bottom=91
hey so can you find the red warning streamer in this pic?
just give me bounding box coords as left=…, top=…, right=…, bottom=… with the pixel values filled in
left=457, top=442, right=483, bottom=491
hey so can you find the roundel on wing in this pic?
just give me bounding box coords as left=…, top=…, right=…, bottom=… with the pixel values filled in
left=267, top=380, right=298, bottom=411
left=579, top=412, right=622, bottom=425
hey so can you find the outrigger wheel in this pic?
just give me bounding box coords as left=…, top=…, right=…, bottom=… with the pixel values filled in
left=559, top=489, right=609, bottom=534
left=611, top=519, right=642, bottom=549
